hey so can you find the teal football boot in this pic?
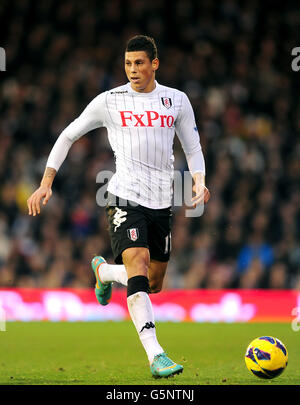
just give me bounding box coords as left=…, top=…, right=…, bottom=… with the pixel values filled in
left=91, top=256, right=112, bottom=306
left=150, top=353, right=183, bottom=378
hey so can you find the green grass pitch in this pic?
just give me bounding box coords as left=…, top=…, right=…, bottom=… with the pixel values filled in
left=0, top=321, right=298, bottom=385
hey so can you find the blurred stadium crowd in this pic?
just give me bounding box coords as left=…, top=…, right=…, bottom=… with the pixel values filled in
left=0, top=0, right=299, bottom=290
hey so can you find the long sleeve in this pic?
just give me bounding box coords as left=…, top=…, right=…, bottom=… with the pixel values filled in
left=46, top=132, right=74, bottom=171
left=46, top=92, right=107, bottom=171
left=174, top=92, right=205, bottom=176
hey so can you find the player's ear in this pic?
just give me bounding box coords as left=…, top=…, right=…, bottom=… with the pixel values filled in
left=152, top=58, right=159, bottom=72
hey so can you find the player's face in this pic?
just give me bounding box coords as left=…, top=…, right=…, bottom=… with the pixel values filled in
left=125, top=51, right=159, bottom=93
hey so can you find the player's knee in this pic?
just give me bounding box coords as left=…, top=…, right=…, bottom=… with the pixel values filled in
left=123, top=248, right=150, bottom=276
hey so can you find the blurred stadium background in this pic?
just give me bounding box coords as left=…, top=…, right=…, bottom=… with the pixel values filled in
left=0, top=0, right=299, bottom=323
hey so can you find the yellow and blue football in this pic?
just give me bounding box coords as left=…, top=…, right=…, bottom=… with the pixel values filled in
left=245, top=336, right=288, bottom=379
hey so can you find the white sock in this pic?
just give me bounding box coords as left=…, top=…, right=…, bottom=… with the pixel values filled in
left=98, top=263, right=128, bottom=286
left=127, top=291, right=164, bottom=364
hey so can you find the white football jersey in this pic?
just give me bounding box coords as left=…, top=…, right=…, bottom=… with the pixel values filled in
left=47, top=81, right=205, bottom=209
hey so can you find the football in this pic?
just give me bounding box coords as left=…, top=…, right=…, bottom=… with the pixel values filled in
left=245, top=336, right=288, bottom=379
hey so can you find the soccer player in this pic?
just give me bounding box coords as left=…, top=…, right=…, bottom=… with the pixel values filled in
left=27, top=35, right=210, bottom=378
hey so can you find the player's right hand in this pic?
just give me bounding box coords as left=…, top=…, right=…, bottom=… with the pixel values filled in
left=27, top=186, right=52, bottom=216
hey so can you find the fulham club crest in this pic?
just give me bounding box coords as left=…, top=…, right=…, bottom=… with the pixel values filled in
left=127, top=228, right=139, bottom=241
left=161, top=97, right=172, bottom=109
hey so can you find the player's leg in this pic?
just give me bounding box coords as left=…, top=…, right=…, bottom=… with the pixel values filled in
left=148, top=259, right=168, bottom=293
left=122, top=246, right=164, bottom=365
left=92, top=251, right=169, bottom=359
left=122, top=246, right=183, bottom=377
left=147, top=205, right=172, bottom=293
left=91, top=257, right=167, bottom=293
left=91, top=257, right=167, bottom=310
left=91, top=256, right=167, bottom=309
left=92, top=258, right=128, bottom=286
left=142, top=206, right=183, bottom=377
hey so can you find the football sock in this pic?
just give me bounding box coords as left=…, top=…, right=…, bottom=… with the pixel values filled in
left=98, top=263, right=128, bottom=286
left=127, top=276, right=164, bottom=364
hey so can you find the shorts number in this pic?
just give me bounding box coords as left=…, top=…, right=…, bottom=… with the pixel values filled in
left=164, top=233, right=171, bottom=254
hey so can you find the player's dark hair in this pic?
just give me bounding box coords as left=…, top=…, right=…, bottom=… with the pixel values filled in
left=125, top=35, right=158, bottom=61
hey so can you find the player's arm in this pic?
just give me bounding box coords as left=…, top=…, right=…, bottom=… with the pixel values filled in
left=27, top=92, right=107, bottom=216
left=175, top=92, right=210, bottom=207
left=27, top=131, right=72, bottom=216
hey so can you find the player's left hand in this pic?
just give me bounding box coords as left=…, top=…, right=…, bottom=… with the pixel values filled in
left=191, top=183, right=210, bottom=208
